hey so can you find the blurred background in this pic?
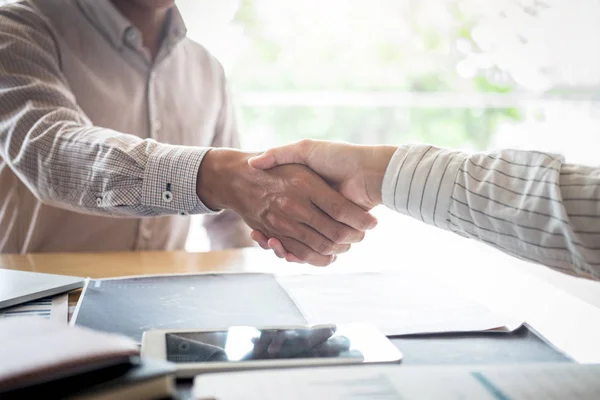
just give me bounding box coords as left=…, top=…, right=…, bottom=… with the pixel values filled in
left=175, top=0, right=600, bottom=259
left=3, top=0, right=599, bottom=277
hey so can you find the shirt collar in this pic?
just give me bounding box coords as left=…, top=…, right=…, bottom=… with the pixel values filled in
left=77, top=0, right=187, bottom=51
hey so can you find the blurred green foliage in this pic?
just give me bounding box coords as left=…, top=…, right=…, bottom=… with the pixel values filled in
left=229, top=0, right=523, bottom=148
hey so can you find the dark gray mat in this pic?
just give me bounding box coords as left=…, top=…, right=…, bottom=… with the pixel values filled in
left=73, top=273, right=307, bottom=342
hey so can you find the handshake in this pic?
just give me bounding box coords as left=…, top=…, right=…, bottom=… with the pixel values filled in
left=197, top=139, right=397, bottom=266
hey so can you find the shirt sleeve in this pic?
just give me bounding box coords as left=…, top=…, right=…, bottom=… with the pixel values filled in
left=201, top=63, right=253, bottom=250
left=382, top=144, right=600, bottom=280
left=0, top=5, right=216, bottom=217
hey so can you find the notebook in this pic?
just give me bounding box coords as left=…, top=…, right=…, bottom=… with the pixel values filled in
left=0, top=318, right=175, bottom=400
left=0, top=317, right=138, bottom=391
left=0, top=269, right=85, bottom=309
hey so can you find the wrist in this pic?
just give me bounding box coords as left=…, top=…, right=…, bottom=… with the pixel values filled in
left=196, top=148, right=249, bottom=210
left=364, top=146, right=397, bottom=206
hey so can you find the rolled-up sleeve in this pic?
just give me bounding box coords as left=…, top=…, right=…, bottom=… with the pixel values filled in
left=0, top=6, right=214, bottom=217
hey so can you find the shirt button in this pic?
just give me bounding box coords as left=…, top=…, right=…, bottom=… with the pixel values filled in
left=96, top=197, right=102, bottom=206
left=179, top=211, right=188, bottom=216
left=124, top=27, right=138, bottom=45
left=162, top=190, right=173, bottom=203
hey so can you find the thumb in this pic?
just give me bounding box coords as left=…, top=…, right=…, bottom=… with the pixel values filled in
left=248, top=143, right=308, bottom=170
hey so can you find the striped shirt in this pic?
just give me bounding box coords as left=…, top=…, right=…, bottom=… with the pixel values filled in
left=0, top=0, right=250, bottom=253
left=382, top=145, right=600, bottom=280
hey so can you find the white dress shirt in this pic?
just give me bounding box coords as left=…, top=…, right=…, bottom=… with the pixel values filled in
left=382, top=145, right=600, bottom=279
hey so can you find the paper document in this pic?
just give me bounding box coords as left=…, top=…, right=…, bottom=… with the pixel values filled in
left=277, top=273, right=521, bottom=336
left=194, top=362, right=599, bottom=400
left=0, top=294, right=68, bottom=323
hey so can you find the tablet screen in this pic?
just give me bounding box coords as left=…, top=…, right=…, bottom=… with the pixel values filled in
left=165, top=324, right=397, bottom=363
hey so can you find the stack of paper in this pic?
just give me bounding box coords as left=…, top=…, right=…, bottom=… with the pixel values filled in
left=0, top=294, right=68, bottom=323
left=277, top=272, right=522, bottom=336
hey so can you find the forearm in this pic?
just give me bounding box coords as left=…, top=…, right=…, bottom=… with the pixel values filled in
left=382, top=145, right=600, bottom=279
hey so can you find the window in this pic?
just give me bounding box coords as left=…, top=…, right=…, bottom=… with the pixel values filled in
left=180, top=0, right=600, bottom=255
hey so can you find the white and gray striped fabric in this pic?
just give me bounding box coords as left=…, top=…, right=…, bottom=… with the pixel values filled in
left=382, top=144, right=600, bottom=279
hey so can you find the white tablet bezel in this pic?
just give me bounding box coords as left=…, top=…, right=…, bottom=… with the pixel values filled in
left=141, top=324, right=402, bottom=377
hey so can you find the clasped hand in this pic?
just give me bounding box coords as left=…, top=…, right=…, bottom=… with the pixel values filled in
left=196, top=148, right=378, bottom=266
left=247, top=140, right=396, bottom=264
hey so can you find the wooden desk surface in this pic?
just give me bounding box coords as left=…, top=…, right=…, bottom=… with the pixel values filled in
left=0, top=249, right=256, bottom=278
left=2, top=246, right=600, bottom=363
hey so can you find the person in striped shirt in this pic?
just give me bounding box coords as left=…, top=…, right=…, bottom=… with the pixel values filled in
left=248, top=139, right=600, bottom=280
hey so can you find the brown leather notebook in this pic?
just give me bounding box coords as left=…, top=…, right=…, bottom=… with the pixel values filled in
left=0, top=317, right=139, bottom=392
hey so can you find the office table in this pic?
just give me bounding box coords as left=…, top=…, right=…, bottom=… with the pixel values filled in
left=5, top=247, right=600, bottom=398
left=2, top=246, right=599, bottom=363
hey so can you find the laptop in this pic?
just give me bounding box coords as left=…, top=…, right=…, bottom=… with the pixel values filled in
left=0, top=269, right=85, bottom=309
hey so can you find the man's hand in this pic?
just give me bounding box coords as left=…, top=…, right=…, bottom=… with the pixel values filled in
left=196, top=148, right=378, bottom=266
left=247, top=140, right=396, bottom=262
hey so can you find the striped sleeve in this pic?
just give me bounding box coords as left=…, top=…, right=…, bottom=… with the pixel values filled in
left=382, top=144, right=600, bottom=280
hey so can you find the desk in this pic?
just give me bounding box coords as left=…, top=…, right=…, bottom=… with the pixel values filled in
left=2, top=246, right=598, bottom=363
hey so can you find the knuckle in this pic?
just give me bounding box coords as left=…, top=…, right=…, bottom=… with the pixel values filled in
left=276, top=197, right=292, bottom=212
left=317, top=240, right=334, bottom=256
left=264, top=212, right=277, bottom=228
left=297, top=138, right=314, bottom=150
left=332, top=227, right=351, bottom=244
left=294, top=228, right=309, bottom=244
left=329, top=203, right=345, bottom=220
left=266, top=213, right=286, bottom=232
left=289, top=176, right=308, bottom=191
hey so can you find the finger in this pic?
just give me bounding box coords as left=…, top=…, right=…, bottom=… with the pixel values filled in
left=303, top=204, right=366, bottom=244
left=268, top=238, right=288, bottom=259
left=295, top=223, right=351, bottom=256
left=279, top=238, right=335, bottom=267
left=253, top=331, right=275, bottom=355
left=266, top=238, right=307, bottom=264
left=307, top=327, right=336, bottom=348
left=250, top=230, right=270, bottom=249
left=310, top=182, right=378, bottom=231
left=248, top=141, right=314, bottom=170
left=267, top=331, right=288, bottom=354
left=267, top=238, right=291, bottom=260
left=286, top=253, right=304, bottom=264
left=266, top=214, right=350, bottom=256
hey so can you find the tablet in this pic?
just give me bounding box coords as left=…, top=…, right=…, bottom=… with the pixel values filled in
left=141, top=323, right=402, bottom=377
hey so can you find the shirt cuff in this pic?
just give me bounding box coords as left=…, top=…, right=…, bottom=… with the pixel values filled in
left=381, top=144, right=467, bottom=229
left=141, top=144, right=218, bottom=215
